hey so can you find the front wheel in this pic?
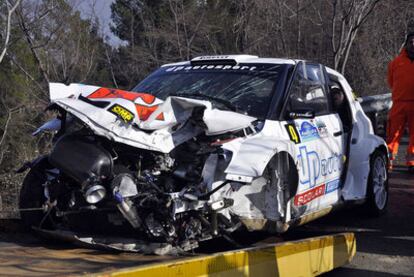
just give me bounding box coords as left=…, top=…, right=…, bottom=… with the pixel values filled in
left=365, top=150, right=389, bottom=216
left=19, top=158, right=55, bottom=229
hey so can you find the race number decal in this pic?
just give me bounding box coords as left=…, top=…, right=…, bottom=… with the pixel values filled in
left=285, top=124, right=301, bottom=144
left=108, top=104, right=134, bottom=123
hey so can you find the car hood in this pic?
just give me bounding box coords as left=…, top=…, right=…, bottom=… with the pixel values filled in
left=49, top=83, right=256, bottom=153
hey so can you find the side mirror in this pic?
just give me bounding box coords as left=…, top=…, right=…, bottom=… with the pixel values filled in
left=288, top=109, right=315, bottom=119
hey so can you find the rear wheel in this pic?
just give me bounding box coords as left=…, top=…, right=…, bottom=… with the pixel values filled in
left=365, top=150, right=389, bottom=216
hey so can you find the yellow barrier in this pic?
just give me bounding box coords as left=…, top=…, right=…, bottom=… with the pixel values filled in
left=99, top=233, right=355, bottom=277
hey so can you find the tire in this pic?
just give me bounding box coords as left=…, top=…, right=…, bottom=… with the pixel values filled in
left=19, top=157, right=54, bottom=229
left=365, top=150, right=389, bottom=216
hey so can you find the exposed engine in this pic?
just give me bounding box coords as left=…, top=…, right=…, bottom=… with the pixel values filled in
left=35, top=114, right=241, bottom=252
left=17, top=81, right=279, bottom=254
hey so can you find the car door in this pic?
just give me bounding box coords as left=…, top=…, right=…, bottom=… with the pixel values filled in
left=283, top=62, right=345, bottom=214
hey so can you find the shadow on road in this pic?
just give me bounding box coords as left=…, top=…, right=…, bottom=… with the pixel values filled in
left=315, top=168, right=414, bottom=276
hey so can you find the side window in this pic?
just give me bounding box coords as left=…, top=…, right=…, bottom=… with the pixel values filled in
left=286, top=63, right=329, bottom=116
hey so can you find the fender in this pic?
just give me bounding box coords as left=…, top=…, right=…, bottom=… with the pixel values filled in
left=223, top=135, right=298, bottom=182
left=342, top=107, right=389, bottom=201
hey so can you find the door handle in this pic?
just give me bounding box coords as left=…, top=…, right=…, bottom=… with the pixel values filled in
left=333, top=131, right=343, bottom=137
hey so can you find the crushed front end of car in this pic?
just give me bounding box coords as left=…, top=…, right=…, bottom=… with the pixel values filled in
left=18, top=60, right=290, bottom=254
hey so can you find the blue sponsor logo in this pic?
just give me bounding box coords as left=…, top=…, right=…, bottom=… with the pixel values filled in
left=298, top=146, right=320, bottom=188
left=298, top=146, right=343, bottom=189
left=321, top=153, right=342, bottom=176
left=315, top=120, right=328, bottom=137
left=299, top=121, right=319, bottom=142
left=325, top=179, right=340, bottom=194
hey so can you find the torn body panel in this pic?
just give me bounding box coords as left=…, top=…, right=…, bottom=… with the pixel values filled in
left=223, top=121, right=297, bottom=181
left=50, top=83, right=256, bottom=153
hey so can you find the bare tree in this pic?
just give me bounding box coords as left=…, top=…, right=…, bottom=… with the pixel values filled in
left=15, top=0, right=107, bottom=86
left=0, top=0, right=21, bottom=64
left=0, top=96, right=21, bottom=165
left=331, top=0, right=381, bottom=74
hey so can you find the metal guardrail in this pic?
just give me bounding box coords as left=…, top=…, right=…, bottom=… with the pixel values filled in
left=98, top=233, right=356, bottom=277
left=358, top=93, right=391, bottom=138
left=358, top=93, right=392, bottom=113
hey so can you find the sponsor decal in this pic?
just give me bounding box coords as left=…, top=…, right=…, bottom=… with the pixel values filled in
left=294, top=178, right=340, bottom=206
left=298, top=146, right=342, bottom=188
left=321, top=153, right=342, bottom=177
left=87, top=88, right=164, bottom=121
left=164, top=65, right=257, bottom=72
left=294, top=183, right=326, bottom=206
left=325, top=179, right=340, bottom=194
left=299, top=121, right=319, bottom=142
left=315, top=120, right=328, bottom=137
left=285, top=123, right=301, bottom=144
left=108, top=104, right=134, bottom=123
left=193, top=55, right=230, bottom=60
left=298, top=146, right=320, bottom=188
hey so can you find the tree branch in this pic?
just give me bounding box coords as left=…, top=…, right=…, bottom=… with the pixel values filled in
left=0, top=0, right=22, bottom=64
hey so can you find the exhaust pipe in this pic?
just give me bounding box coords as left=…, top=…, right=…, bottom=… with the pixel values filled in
left=111, top=174, right=141, bottom=229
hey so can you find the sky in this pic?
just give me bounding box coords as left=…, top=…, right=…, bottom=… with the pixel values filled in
left=70, top=0, right=124, bottom=47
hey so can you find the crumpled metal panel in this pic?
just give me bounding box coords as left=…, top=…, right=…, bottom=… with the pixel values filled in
left=33, top=227, right=184, bottom=255
left=49, top=83, right=256, bottom=153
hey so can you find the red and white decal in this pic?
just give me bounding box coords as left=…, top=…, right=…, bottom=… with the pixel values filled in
left=294, top=184, right=326, bottom=206
left=87, top=87, right=164, bottom=121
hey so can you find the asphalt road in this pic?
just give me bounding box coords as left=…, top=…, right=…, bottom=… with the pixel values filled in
left=312, top=166, right=414, bottom=276
left=318, top=138, right=414, bottom=277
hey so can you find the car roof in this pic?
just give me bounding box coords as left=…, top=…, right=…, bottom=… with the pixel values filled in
left=161, top=55, right=298, bottom=67
left=160, top=55, right=347, bottom=87
left=161, top=56, right=347, bottom=79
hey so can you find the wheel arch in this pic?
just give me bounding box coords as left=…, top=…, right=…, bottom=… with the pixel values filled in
left=371, top=144, right=389, bottom=164
left=224, top=140, right=300, bottom=233
left=267, top=151, right=300, bottom=199
left=342, top=134, right=388, bottom=201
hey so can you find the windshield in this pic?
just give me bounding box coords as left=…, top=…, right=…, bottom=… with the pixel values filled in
left=132, top=64, right=284, bottom=119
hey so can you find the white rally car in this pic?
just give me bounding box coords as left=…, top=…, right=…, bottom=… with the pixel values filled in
left=19, top=55, right=389, bottom=253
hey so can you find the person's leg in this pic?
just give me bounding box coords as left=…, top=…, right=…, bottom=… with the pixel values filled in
left=405, top=103, right=414, bottom=169
left=387, top=103, right=406, bottom=163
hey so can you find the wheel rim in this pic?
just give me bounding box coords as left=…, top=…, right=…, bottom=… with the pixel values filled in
left=372, top=156, right=388, bottom=210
